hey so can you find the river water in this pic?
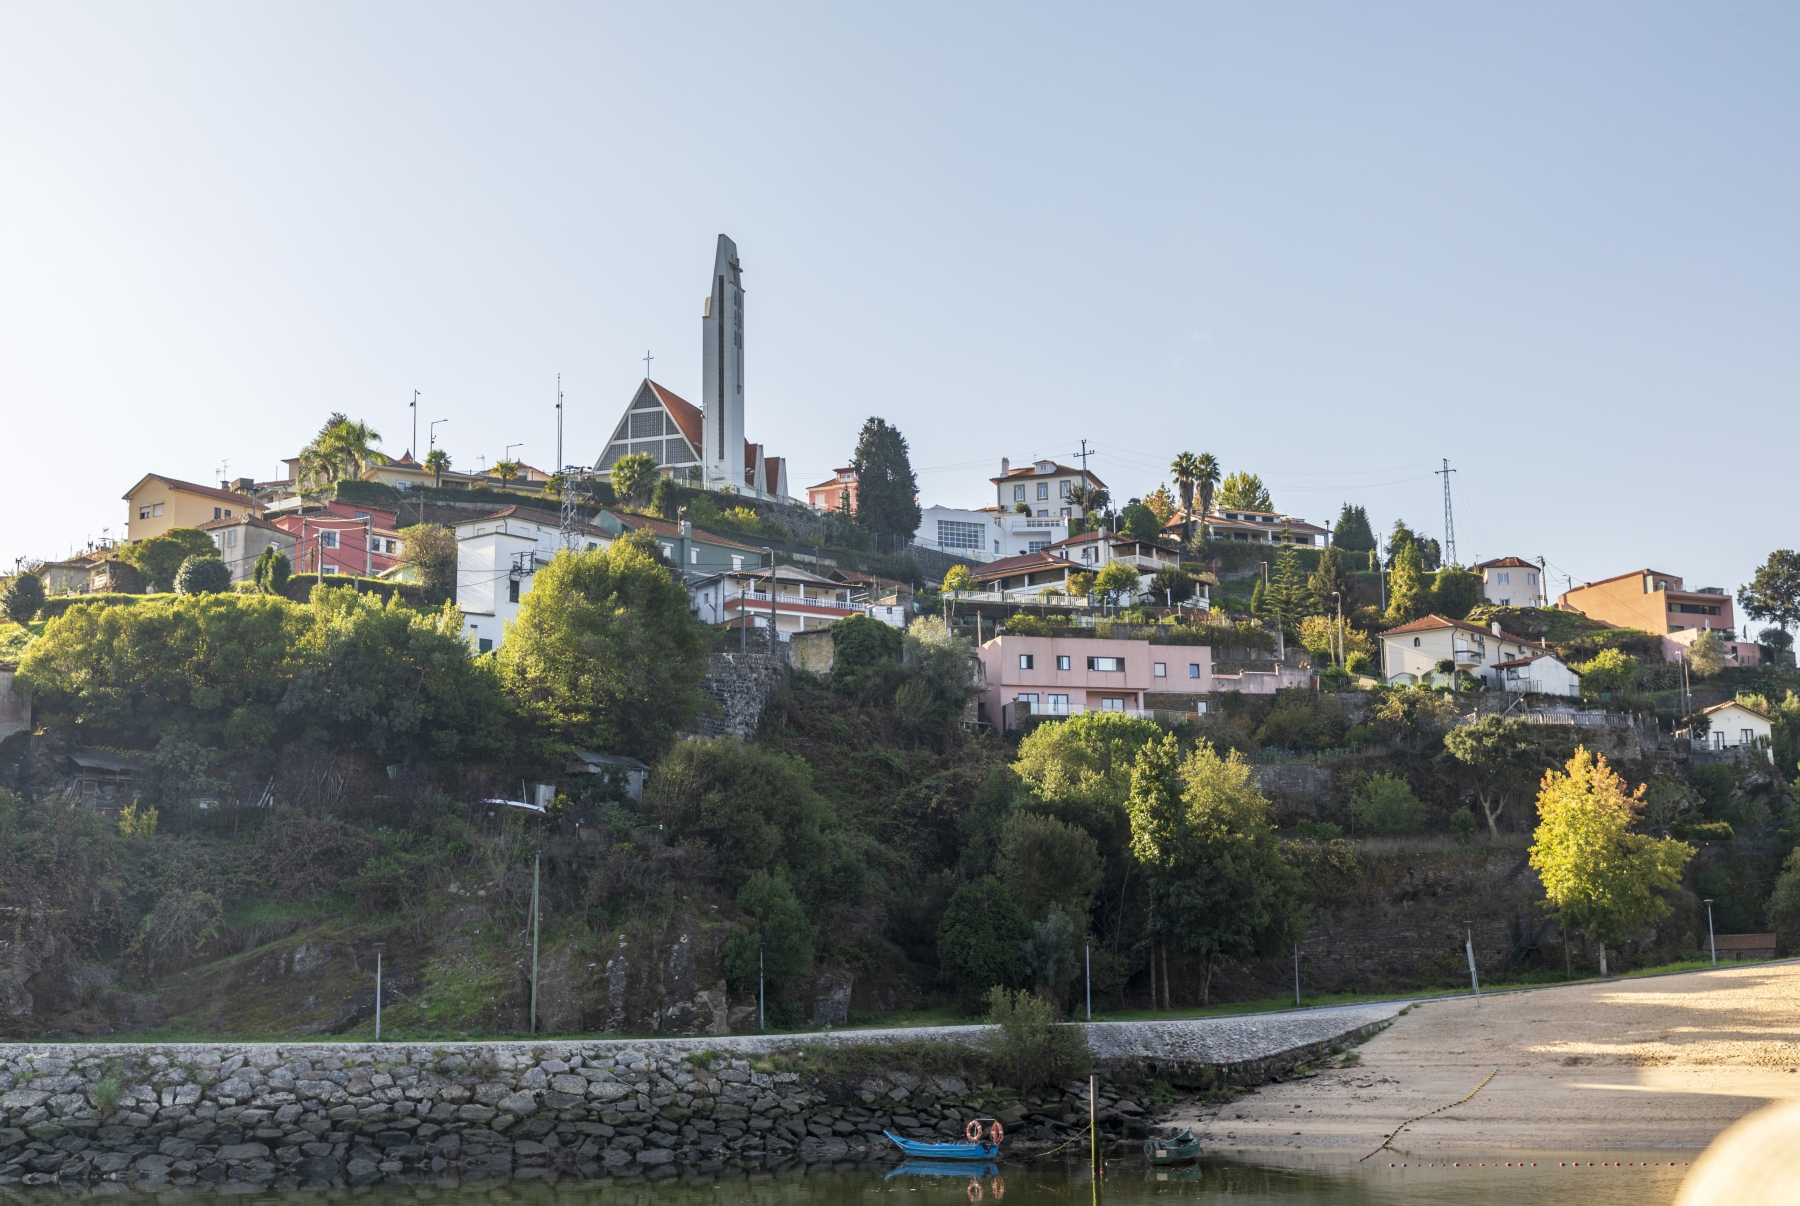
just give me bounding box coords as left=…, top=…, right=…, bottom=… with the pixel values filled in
left=0, top=1154, right=1690, bottom=1206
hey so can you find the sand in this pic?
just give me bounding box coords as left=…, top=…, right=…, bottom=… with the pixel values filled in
left=1181, top=961, right=1800, bottom=1154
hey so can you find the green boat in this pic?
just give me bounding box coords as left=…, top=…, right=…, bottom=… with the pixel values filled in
left=1143, top=1126, right=1200, bottom=1164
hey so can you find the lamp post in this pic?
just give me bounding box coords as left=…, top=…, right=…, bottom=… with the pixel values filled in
left=529, top=852, right=542, bottom=1034
left=1294, top=942, right=1301, bottom=1006
left=372, top=942, right=385, bottom=1041
left=1703, top=898, right=1716, bottom=968
left=1463, top=921, right=1481, bottom=1003
left=760, top=547, right=776, bottom=652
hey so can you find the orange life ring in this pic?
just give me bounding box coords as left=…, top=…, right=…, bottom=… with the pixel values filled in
left=989, top=1120, right=1005, bottom=1145
left=991, top=1177, right=1005, bottom=1200
left=966, top=1181, right=982, bottom=1202
left=966, top=1120, right=984, bottom=1143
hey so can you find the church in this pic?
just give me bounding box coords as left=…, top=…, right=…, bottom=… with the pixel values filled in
left=595, top=234, right=791, bottom=502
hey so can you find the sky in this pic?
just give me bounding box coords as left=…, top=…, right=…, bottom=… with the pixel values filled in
left=2, top=3, right=1795, bottom=615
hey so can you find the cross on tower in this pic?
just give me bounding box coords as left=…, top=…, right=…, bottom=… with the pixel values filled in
left=643, top=350, right=653, bottom=378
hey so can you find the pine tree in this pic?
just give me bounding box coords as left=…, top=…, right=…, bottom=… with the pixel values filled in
left=1309, top=546, right=1353, bottom=616
left=1385, top=543, right=1426, bottom=624
left=1332, top=505, right=1376, bottom=553
left=850, top=417, right=922, bottom=553
left=1266, top=542, right=1310, bottom=624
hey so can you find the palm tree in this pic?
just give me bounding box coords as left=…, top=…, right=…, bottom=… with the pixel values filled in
left=299, top=413, right=387, bottom=493
left=1192, top=452, right=1222, bottom=544
left=493, top=459, right=521, bottom=489
left=424, top=448, right=450, bottom=487
left=1171, top=452, right=1200, bottom=542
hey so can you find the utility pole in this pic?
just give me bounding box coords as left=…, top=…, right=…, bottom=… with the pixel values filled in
left=1703, top=899, right=1716, bottom=967
left=411, top=391, right=419, bottom=460
left=373, top=942, right=385, bottom=1041
left=555, top=374, right=563, bottom=485
left=1085, top=937, right=1092, bottom=1020
left=529, top=852, right=541, bottom=1034
left=1436, top=459, right=1458, bottom=566
left=1294, top=942, right=1300, bottom=1006
left=758, top=941, right=766, bottom=1032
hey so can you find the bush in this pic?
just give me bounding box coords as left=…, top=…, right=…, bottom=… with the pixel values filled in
left=937, top=877, right=1029, bottom=1012
left=982, top=987, right=1091, bottom=1091
left=1345, top=651, right=1372, bottom=675
left=723, top=869, right=818, bottom=996
left=2, top=573, right=46, bottom=624
left=1289, top=819, right=1344, bottom=840
left=1350, top=773, right=1425, bottom=834
left=175, top=555, right=231, bottom=596
left=1450, top=808, right=1477, bottom=844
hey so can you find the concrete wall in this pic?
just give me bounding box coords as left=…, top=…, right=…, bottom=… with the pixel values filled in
left=0, top=669, right=27, bottom=747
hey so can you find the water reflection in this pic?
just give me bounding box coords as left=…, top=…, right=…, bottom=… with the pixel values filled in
left=0, top=1155, right=1687, bottom=1206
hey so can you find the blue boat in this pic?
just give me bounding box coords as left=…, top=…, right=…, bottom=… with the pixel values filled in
left=884, top=1160, right=1001, bottom=1180
left=883, top=1118, right=1005, bottom=1162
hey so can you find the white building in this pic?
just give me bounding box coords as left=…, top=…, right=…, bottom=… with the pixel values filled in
left=1692, top=700, right=1773, bottom=757
left=1474, top=557, right=1547, bottom=608
left=452, top=506, right=611, bottom=653
left=914, top=505, right=1068, bottom=563
left=1493, top=651, right=1581, bottom=697
left=691, top=565, right=902, bottom=639
left=991, top=458, right=1106, bottom=518
left=1378, top=615, right=1547, bottom=689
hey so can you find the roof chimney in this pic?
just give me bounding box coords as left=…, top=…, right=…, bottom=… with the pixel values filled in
left=1491, top=621, right=1502, bottom=636
left=1001, top=457, right=1010, bottom=476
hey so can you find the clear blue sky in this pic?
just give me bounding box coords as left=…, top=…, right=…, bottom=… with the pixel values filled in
left=3, top=4, right=1794, bottom=615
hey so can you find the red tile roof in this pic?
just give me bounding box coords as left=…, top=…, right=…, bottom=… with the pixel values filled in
left=990, top=462, right=1108, bottom=489
left=971, top=550, right=1074, bottom=582
left=197, top=515, right=293, bottom=536
left=1379, top=614, right=1540, bottom=646
left=122, top=473, right=260, bottom=508
left=1474, top=556, right=1536, bottom=569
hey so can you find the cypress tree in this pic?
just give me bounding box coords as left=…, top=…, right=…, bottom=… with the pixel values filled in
left=850, top=417, right=922, bottom=553
left=1332, top=504, right=1377, bottom=553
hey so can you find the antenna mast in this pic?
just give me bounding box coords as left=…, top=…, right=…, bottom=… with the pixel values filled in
left=1435, top=458, right=1458, bottom=567
left=555, top=374, right=563, bottom=482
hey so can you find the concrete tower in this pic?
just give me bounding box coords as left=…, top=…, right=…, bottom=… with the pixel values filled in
left=701, top=234, right=746, bottom=489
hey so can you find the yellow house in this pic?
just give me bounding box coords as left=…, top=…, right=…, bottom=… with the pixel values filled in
left=123, top=474, right=261, bottom=543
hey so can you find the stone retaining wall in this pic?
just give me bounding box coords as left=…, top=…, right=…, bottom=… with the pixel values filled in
left=0, top=1006, right=1400, bottom=1190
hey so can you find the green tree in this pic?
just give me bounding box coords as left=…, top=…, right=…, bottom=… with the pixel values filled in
left=395, top=523, right=457, bottom=603
left=849, top=417, right=921, bottom=552
left=1387, top=519, right=1441, bottom=571
left=1309, top=546, right=1353, bottom=617
left=1574, top=648, right=1637, bottom=696
left=492, top=459, right=521, bottom=488
left=1767, top=848, right=1800, bottom=956
left=1428, top=566, right=1483, bottom=620
left=1013, top=710, right=1162, bottom=860
left=1191, top=453, right=1222, bottom=517
left=828, top=612, right=905, bottom=701
left=424, top=448, right=450, bottom=484
left=1686, top=630, right=1727, bottom=677
left=175, top=555, right=231, bottom=596
left=650, top=476, right=681, bottom=520
left=936, top=877, right=1029, bottom=1012
left=1384, top=542, right=1426, bottom=625
left=897, top=618, right=978, bottom=745
left=1332, top=505, right=1376, bottom=553
left=497, top=538, right=709, bottom=760
left=1216, top=471, right=1272, bottom=513
left=642, top=737, right=839, bottom=893
left=996, top=810, right=1103, bottom=927
left=982, top=986, right=1091, bottom=1089
left=252, top=545, right=292, bottom=595
left=1119, top=502, right=1161, bottom=541
left=942, top=564, right=977, bottom=594
left=1125, top=735, right=1304, bottom=1004
left=1442, top=715, right=1535, bottom=836
left=1349, top=772, right=1425, bottom=834
left=299, top=412, right=386, bottom=492
left=608, top=452, right=659, bottom=507
left=1068, top=570, right=1094, bottom=599
left=1529, top=748, right=1694, bottom=976
left=1265, top=541, right=1310, bottom=626
left=123, top=528, right=218, bottom=593
left=1094, top=561, right=1140, bottom=605
left=1739, top=550, right=1800, bottom=640
left=2, top=573, right=46, bottom=624
left=1170, top=451, right=1201, bottom=538
left=722, top=868, right=818, bottom=995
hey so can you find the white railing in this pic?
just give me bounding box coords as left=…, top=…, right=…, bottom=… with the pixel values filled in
left=1001, top=702, right=1149, bottom=731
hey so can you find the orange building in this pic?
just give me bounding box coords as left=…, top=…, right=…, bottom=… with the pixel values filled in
left=1558, top=569, right=1734, bottom=636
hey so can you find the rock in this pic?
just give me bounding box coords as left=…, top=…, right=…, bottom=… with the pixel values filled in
left=157, top=1138, right=196, bottom=1159
left=91, top=1152, right=133, bottom=1173
left=496, top=1093, right=537, bottom=1115
left=634, top=1147, right=675, bottom=1165
left=549, top=1074, right=588, bottom=1096
left=0, top=1091, right=49, bottom=1112
left=457, top=1105, right=497, bottom=1123
left=1113, top=1099, right=1143, bottom=1115
left=293, top=1157, right=339, bottom=1181
left=216, top=1143, right=270, bottom=1162
left=588, top=1082, right=630, bottom=1103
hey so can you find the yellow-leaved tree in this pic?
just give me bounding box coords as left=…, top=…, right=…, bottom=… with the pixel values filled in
left=1529, top=748, right=1694, bottom=977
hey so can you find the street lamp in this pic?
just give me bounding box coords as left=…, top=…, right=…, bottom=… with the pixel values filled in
left=1462, top=921, right=1481, bottom=1003
left=1703, top=899, right=1716, bottom=968
left=760, top=547, right=776, bottom=651
left=1331, top=591, right=1344, bottom=668
left=372, top=942, right=386, bottom=1041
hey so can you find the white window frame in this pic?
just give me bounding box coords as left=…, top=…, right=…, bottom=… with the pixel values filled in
left=1154, top=662, right=1166, bottom=678
left=1056, top=655, right=1071, bottom=671
left=1019, top=654, right=1034, bottom=670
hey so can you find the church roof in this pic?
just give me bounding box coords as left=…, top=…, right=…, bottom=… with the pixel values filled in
left=646, top=381, right=704, bottom=453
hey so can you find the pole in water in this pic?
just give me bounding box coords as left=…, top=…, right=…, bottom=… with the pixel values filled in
left=529, top=853, right=541, bottom=1034
left=373, top=943, right=385, bottom=1041
left=1085, top=937, right=1092, bottom=1021
left=759, top=941, right=766, bottom=1032
left=1089, top=1073, right=1099, bottom=1176
left=1464, top=922, right=1481, bottom=1002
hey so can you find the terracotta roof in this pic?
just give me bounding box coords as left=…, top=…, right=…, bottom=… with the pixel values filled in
left=1475, top=556, right=1537, bottom=569
left=1379, top=614, right=1540, bottom=646
left=454, top=505, right=608, bottom=538
left=971, top=550, right=1074, bottom=582
left=1566, top=568, right=1685, bottom=592
left=990, top=462, right=1108, bottom=489
left=606, top=510, right=760, bottom=552
left=1493, top=652, right=1567, bottom=670
left=121, top=473, right=259, bottom=508
left=646, top=380, right=704, bottom=454
left=1699, top=699, right=1771, bottom=721
left=1045, top=530, right=1179, bottom=555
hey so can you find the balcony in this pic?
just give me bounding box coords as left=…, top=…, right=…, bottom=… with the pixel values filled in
left=1002, top=701, right=1150, bottom=731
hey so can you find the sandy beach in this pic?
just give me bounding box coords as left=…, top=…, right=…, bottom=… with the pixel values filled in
left=1183, top=962, right=1800, bottom=1154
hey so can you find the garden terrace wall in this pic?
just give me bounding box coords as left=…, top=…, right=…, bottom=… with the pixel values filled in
left=0, top=1007, right=1399, bottom=1189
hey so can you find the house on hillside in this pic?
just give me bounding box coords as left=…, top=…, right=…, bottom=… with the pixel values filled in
left=448, top=506, right=612, bottom=653
left=1689, top=700, right=1773, bottom=758
left=691, top=565, right=883, bottom=638
left=1493, top=651, right=1581, bottom=697
left=198, top=516, right=297, bottom=583
left=967, top=550, right=1081, bottom=601
left=991, top=458, right=1106, bottom=519
left=122, top=474, right=261, bottom=543
left=595, top=511, right=764, bottom=581
left=1167, top=507, right=1329, bottom=547
left=913, top=505, right=1068, bottom=563
left=806, top=467, right=858, bottom=513
left=1560, top=570, right=1755, bottom=662
left=1378, top=615, right=1547, bottom=689
left=1664, top=627, right=1763, bottom=669
left=268, top=502, right=407, bottom=578
left=1473, top=557, right=1546, bottom=609
left=977, top=634, right=1198, bottom=730
left=1045, top=530, right=1183, bottom=590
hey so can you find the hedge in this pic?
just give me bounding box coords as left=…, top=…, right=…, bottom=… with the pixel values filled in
left=279, top=575, right=428, bottom=608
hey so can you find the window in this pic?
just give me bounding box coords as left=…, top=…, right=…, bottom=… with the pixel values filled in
left=937, top=519, right=985, bottom=550
left=153, top=503, right=163, bottom=517
left=508, top=579, right=521, bottom=604
left=1013, top=485, right=1026, bottom=502
left=1100, top=698, right=1125, bottom=712
left=478, top=638, right=493, bottom=654
left=213, top=507, right=222, bottom=520
left=323, top=564, right=338, bottom=575
left=1087, top=656, right=1125, bottom=672
left=1413, top=637, right=1421, bottom=647
left=319, top=530, right=339, bottom=548
left=1499, top=598, right=1510, bottom=607
left=1037, top=482, right=1049, bottom=500
left=662, top=544, right=674, bottom=559
left=690, top=548, right=699, bottom=564
left=1037, top=509, right=1048, bottom=517
left=1047, top=693, right=1069, bottom=714
left=1527, top=573, right=1537, bottom=585
left=1189, top=663, right=1200, bottom=678
left=1742, top=729, right=1754, bottom=746
left=139, top=505, right=151, bottom=519
left=732, top=555, right=744, bottom=571
left=1019, top=654, right=1035, bottom=669
left=1154, top=662, right=1167, bottom=677
left=354, top=511, right=370, bottom=520
left=1028, top=540, right=1050, bottom=553
left=1056, top=655, right=1071, bottom=671
left=1015, top=693, right=1038, bottom=714
left=223, top=529, right=238, bottom=549
left=1060, top=480, right=1072, bottom=498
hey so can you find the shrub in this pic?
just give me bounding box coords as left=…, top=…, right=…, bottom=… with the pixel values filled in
left=1350, top=773, right=1425, bottom=834
left=982, top=987, right=1091, bottom=1090
left=2, top=573, right=46, bottom=624
left=1289, top=819, right=1344, bottom=840
left=937, top=877, right=1029, bottom=1012
left=117, top=803, right=159, bottom=838
left=175, top=555, right=232, bottom=596
left=1345, top=651, right=1372, bottom=676
left=1450, top=808, right=1477, bottom=844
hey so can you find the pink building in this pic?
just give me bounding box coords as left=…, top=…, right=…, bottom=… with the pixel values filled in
left=269, top=501, right=405, bottom=577
left=977, top=635, right=1212, bottom=731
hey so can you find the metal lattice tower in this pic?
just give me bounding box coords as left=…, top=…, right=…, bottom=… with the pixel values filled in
left=1436, top=458, right=1458, bottom=567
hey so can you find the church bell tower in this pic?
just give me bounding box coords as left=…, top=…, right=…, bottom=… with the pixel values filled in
left=701, top=234, right=746, bottom=489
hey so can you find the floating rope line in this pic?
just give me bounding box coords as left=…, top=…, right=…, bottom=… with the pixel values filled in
left=1359, top=1067, right=1499, bottom=1162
